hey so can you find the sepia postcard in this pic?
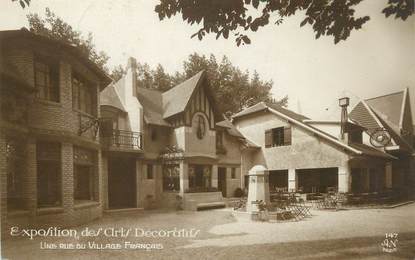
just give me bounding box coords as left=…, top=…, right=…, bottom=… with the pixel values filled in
left=0, top=0, right=414, bottom=259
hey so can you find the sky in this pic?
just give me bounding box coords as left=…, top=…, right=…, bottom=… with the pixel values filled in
left=1, top=0, right=414, bottom=120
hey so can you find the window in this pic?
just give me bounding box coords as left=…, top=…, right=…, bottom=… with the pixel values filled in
left=72, top=73, right=96, bottom=115
left=34, top=58, right=59, bottom=102
left=73, top=147, right=96, bottom=202
left=350, top=131, right=363, bottom=144
left=147, top=164, right=154, bottom=179
left=162, top=164, right=180, bottom=191
left=188, top=165, right=211, bottom=189
left=6, top=138, right=25, bottom=210
left=37, top=142, right=61, bottom=207
left=265, top=126, right=291, bottom=147
left=231, top=168, right=236, bottom=179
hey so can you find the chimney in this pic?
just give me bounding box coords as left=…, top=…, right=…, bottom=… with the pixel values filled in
left=126, top=57, right=138, bottom=97
left=339, top=97, right=350, bottom=143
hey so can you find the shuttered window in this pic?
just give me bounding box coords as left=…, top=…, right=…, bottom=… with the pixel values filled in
left=265, top=129, right=272, bottom=148
left=284, top=126, right=292, bottom=145
left=265, top=126, right=292, bottom=147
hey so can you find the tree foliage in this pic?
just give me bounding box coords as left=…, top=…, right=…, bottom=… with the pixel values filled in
left=27, top=8, right=110, bottom=71
left=13, top=0, right=30, bottom=8
left=155, top=0, right=413, bottom=45
left=115, top=53, right=286, bottom=114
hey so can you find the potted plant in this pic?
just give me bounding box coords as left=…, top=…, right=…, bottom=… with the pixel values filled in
left=257, top=200, right=269, bottom=221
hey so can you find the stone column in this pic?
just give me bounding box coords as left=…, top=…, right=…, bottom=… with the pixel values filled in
left=338, top=160, right=351, bottom=193
left=211, top=164, right=218, bottom=189
left=288, top=169, right=297, bottom=192
left=179, top=161, right=188, bottom=195
left=385, top=162, right=393, bottom=189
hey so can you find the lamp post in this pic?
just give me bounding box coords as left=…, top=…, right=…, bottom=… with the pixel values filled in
left=339, top=97, right=350, bottom=139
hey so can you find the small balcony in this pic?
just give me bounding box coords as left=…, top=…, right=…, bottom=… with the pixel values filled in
left=101, top=129, right=143, bottom=152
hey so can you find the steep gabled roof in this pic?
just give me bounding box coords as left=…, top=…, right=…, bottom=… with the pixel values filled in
left=136, top=87, right=170, bottom=127
left=162, top=70, right=204, bottom=119
left=102, top=70, right=218, bottom=127
left=100, top=84, right=126, bottom=112
left=349, top=101, right=382, bottom=132
left=365, top=91, right=404, bottom=131
left=350, top=89, right=414, bottom=152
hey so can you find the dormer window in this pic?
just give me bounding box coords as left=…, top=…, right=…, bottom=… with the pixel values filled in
left=34, top=58, right=59, bottom=102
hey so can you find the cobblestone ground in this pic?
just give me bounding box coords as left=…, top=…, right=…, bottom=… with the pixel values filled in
left=2, top=204, right=415, bottom=260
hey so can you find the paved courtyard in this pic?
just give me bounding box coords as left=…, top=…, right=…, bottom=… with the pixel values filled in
left=2, top=204, right=415, bottom=260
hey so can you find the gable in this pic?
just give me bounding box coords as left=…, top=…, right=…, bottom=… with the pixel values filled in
left=400, top=90, right=414, bottom=146
left=401, top=89, right=413, bottom=136
left=162, top=70, right=204, bottom=119
left=365, top=91, right=404, bottom=130
left=349, top=101, right=381, bottom=132
left=183, top=81, right=216, bottom=129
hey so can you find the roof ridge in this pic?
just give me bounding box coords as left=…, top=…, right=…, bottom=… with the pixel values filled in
left=365, top=90, right=404, bottom=101
left=162, top=70, right=204, bottom=96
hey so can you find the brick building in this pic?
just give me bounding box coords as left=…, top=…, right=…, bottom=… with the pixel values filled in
left=0, top=29, right=111, bottom=232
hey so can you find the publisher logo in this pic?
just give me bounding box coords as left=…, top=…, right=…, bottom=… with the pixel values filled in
left=381, top=233, right=398, bottom=253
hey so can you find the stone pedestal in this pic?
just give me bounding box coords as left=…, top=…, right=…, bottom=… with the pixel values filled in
left=179, top=162, right=188, bottom=195
left=246, top=165, right=270, bottom=213
left=338, top=160, right=351, bottom=193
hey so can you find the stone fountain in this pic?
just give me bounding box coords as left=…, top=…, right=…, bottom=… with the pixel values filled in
left=246, top=165, right=270, bottom=212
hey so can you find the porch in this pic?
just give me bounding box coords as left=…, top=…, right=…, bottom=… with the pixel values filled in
left=267, top=158, right=400, bottom=205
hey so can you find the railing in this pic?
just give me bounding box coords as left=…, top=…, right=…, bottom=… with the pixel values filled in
left=102, top=129, right=143, bottom=150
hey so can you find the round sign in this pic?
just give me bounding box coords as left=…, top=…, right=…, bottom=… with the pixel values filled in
left=369, top=128, right=391, bottom=148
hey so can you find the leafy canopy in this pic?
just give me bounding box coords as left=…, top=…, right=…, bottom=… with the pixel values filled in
left=27, top=8, right=110, bottom=71
left=113, top=53, right=287, bottom=114
left=155, top=0, right=413, bottom=45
